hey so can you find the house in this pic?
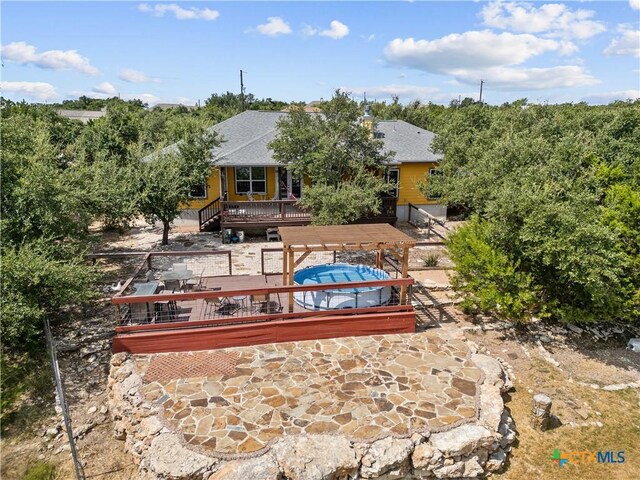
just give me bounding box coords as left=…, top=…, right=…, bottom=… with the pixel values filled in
left=56, top=107, right=107, bottom=124
left=177, top=109, right=444, bottom=231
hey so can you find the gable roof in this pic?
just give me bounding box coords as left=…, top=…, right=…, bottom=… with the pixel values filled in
left=153, top=110, right=442, bottom=166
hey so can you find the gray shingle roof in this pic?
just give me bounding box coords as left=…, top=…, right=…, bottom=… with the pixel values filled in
left=376, top=120, right=442, bottom=163
left=151, top=110, right=441, bottom=165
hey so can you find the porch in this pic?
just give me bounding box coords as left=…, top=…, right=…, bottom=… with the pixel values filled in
left=198, top=195, right=398, bottom=231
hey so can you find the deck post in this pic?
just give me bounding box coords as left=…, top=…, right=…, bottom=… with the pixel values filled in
left=288, top=249, right=295, bottom=312
left=400, top=247, right=409, bottom=304
left=282, top=247, right=288, bottom=286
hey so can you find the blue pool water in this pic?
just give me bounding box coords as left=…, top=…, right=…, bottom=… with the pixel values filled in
left=294, top=264, right=390, bottom=293
left=293, top=264, right=392, bottom=310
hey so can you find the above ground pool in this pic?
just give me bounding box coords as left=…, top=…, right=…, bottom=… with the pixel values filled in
left=293, top=263, right=392, bottom=310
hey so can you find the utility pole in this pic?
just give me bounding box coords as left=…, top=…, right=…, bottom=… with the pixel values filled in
left=240, top=69, right=245, bottom=112
left=479, top=80, right=484, bottom=103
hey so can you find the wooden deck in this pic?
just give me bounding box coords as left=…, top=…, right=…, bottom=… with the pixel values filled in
left=112, top=274, right=416, bottom=354
left=199, top=196, right=399, bottom=231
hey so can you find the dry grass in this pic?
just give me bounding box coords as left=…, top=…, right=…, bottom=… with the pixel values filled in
left=495, top=358, right=640, bottom=479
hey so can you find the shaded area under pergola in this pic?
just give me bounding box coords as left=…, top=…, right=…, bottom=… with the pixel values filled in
left=278, top=223, right=416, bottom=311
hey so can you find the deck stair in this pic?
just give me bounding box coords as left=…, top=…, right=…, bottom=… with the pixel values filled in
left=198, top=196, right=222, bottom=232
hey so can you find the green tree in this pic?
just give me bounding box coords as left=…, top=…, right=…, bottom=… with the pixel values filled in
left=1, top=115, right=91, bottom=248
left=1, top=244, right=96, bottom=353
left=269, top=91, right=393, bottom=224
left=428, top=101, right=639, bottom=324
left=447, top=218, right=541, bottom=324
left=138, top=128, right=220, bottom=244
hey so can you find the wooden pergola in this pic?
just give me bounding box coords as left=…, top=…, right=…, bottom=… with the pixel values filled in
left=279, top=224, right=416, bottom=312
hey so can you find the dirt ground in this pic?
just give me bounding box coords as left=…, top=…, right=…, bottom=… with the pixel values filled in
left=2, top=220, right=638, bottom=479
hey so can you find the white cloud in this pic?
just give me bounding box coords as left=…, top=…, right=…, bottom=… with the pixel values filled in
left=582, top=89, right=640, bottom=104
left=0, top=41, right=99, bottom=75
left=118, top=68, right=160, bottom=83
left=320, top=20, right=350, bottom=40
left=342, top=84, right=441, bottom=101
left=450, top=65, right=599, bottom=90
left=384, top=31, right=597, bottom=90
left=603, top=29, right=640, bottom=58
left=361, top=34, right=376, bottom=42
left=385, top=31, right=572, bottom=72
left=92, top=82, right=117, bottom=95
left=255, top=17, right=292, bottom=36
left=481, top=1, right=606, bottom=40
left=303, top=20, right=350, bottom=40
left=630, top=0, right=640, bottom=11
left=0, top=81, right=58, bottom=101
left=138, top=3, right=219, bottom=21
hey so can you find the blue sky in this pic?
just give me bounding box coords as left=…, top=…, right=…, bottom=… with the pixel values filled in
left=1, top=1, right=639, bottom=106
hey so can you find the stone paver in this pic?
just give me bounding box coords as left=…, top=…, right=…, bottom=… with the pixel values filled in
left=133, top=332, right=482, bottom=456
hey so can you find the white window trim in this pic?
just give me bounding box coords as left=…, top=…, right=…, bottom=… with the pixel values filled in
left=235, top=166, right=267, bottom=195
left=386, top=168, right=400, bottom=197
left=189, top=182, right=208, bottom=199
left=428, top=168, right=442, bottom=200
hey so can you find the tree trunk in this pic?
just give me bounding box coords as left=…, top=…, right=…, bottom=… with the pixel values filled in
left=161, top=220, right=170, bottom=245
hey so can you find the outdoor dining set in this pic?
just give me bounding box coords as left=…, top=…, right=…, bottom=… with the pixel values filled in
left=127, top=263, right=281, bottom=325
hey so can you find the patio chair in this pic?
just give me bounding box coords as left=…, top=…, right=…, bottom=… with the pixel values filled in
left=155, top=295, right=178, bottom=322
left=205, top=296, right=240, bottom=317
left=255, top=292, right=283, bottom=314
left=251, top=294, right=269, bottom=313
left=186, top=268, right=205, bottom=291
left=164, top=279, right=182, bottom=293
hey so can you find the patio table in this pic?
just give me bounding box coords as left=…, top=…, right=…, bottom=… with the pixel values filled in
left=159, top=270, right=193, bottom=282
left=130, top=282, right=160, bottom=323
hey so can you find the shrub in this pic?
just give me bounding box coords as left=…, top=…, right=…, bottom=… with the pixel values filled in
left=23, top=462, right=57, bottom=480
left=447, top=218, right=542, bottom=325
left=422, top=252, right=440, bottom=267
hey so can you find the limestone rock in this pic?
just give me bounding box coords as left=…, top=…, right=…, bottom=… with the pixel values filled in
left=360, top=436, right=414, bottom=478
left=429, top=425, right=494, bottom=457
left=144, top=433, right=217, bottom=479
left=113, top=421, right=127, bottom=440
left=431, top=460, right=465, bottom=479
left=486, top=450, right=506, bottom=472
left=478, top=384, right=503, bottom=431
left=462, top=456, right=484, bottom=478
left=139, top=416, right=164, bottom=437
left=412, top=444, right=442, bottom=469
left=209, top=454, right=280, bottom=480
left=271, top=435, right=358, bottom=480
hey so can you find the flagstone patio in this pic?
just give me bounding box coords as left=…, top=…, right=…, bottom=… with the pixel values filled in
left=132, top=332, right=483, bottom=457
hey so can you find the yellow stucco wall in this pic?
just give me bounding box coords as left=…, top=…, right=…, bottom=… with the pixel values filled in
left=396, top=162, right=439, bottom=206
left=184, top=167, right=221, bottom=209
left=224, top=166, right=278, bottom=201
left=185, top=162, right=439, bottom=210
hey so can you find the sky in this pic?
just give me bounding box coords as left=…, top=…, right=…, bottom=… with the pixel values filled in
left=1, top=1, right=639, bottom=106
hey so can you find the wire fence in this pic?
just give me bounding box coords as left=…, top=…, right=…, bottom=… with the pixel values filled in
left=44, top=318, right=85, bottom=480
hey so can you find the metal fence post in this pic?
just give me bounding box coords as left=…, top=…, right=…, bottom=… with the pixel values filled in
left=44, top=318, right=86, bottom=480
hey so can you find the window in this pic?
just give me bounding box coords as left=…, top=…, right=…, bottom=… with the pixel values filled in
left=189, top=182, right=207, bottom=198
left=428, top=168, right=443, bottom=199
left=235, top=166, right=267, bottom=194
left=385, top=168, right=399, bottom=197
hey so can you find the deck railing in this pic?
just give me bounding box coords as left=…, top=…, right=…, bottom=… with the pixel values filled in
left=112, top=277, right=414, bottom=328
left=221, top=200, right=310, bottom=223
left=198, top=196, right=222, bottom=227
left=112, top=250, right=233, bottom=298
